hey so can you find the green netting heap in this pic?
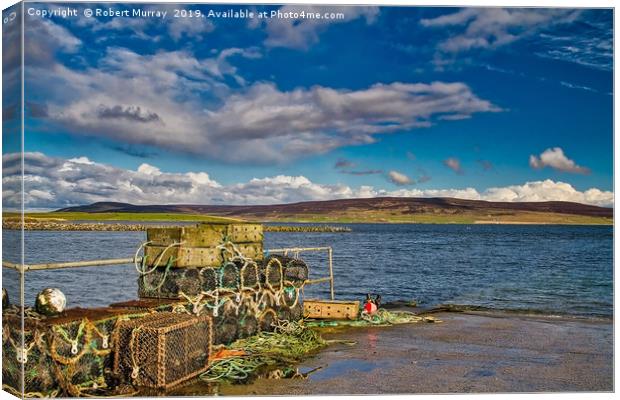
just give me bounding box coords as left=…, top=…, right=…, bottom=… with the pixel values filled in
left=305, top=308, right=441, bottom=328
left=199, top=320, right=326, bottom=382
left=2, top=307, right=149, bottom=398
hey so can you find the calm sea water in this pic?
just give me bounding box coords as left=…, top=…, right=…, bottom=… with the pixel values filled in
left=2, top=224, right=613, bottom=318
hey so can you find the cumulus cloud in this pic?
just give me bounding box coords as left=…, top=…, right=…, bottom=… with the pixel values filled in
left=388, top=171, right=413, bottom=185
left=96, top=105, right=162, bottom=123
left=443, top=157, right=463, bottom=174
left=198, top=81, right=499, bottom=162
left=529, top=147, right=590, bottom=174
left=260, top=6, right=379, bottom=49
left=3, top=153, right=613, bottom=210
left=482, top=180, right=611, bottom=206
left=34, top=54, right=499, bottom=163
left=27, top=18, right=499, bottom=164
left=77, top=4, right=214, bottom=42
left=166, top=11, right=215, bottom=41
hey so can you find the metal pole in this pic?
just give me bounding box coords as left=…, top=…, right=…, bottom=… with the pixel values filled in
left=2, top=257, right=140, bottom=272
left=19, top=264, right=25, bottom=395
left=267, top=247, right=331, bottom=253
left=328, top=247, right=334, bottom=300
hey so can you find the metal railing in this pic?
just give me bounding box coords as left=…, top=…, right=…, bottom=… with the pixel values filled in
left=1, top=246, right=336, bottom=300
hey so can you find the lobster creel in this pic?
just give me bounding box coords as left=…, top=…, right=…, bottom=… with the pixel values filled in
left=112, top=312, right=212, bottom=389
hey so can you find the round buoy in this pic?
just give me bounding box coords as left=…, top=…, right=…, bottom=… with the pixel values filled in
left=35, top=288, right=66, bottom=316
left=364, top=301, right=377, bottom=314
left=2, top=288, right=8, bottom=309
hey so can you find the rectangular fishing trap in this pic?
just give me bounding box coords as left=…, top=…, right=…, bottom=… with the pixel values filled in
left=112, top=312, right=213, bottom=389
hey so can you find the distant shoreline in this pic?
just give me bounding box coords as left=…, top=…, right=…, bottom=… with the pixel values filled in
left=1, top=218, right=611, bottom=232
left=1, top=219, right=352, bottom=232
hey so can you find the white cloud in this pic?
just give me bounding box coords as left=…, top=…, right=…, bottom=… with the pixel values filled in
left=68, top=157, right=94, bottom=165
left=534, top=16, right=612, bottom=71
left=167, top=12, right=215, bottom=41
left=2, top=153, right=613, bottom=209
left=79, top=4, right=214, bottom=42
left=260, top=6, right=379, bottom=49
left=421, top=8, right=578, bottom=52
left=420, top=8, right=580, bottom=65
left=24, top=18, right=82, bottom=67
left=421, top=9, right=612, bottom=71
left=32, top=49, right=499, bottom=163
left=199, top=81, right=499, bottom=162
left=529, top=147, right=590, bottom=174
left=443, top=157, right=463, bottom=174
left=388, top=171, right=413, bottom=185
left=559, top=81, right=599, bottom=93
left=27, top=19, right=499, bottom=164
left=482, top=180, right=611, bottom=206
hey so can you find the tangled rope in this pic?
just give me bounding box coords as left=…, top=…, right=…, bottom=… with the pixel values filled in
left=2, top=384, right=60, bottom=399
left=137, top=241, right=184, bottom=295
left=3, top=311, right=149, bottom=398
left=360, top=309, right=440, bottom=325
left=200, top=319, right=325, bottom=382
left=304, top=309, right=441, bottom=328
left=200, top=355, right=276, bottom=382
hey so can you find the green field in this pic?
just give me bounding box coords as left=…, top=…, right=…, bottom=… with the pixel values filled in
left=5, top=209, right=612, bottom=225
left=4, top=212, right=243, bottom=223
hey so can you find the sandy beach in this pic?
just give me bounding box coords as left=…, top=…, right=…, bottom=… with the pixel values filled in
left=178, top=311, right=613, bottom=395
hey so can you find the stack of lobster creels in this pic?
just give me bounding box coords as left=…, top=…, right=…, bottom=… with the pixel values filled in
left=1, top=222, right=309, bottom=396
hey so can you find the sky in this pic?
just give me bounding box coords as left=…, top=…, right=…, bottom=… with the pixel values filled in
left=2, top=3, right=614, bottom=209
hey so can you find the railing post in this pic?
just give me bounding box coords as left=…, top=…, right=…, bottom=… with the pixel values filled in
left=328, top=247, right=334, bottom=300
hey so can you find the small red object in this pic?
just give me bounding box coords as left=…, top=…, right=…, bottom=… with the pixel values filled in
left=364, top=301, right=377, bottom=314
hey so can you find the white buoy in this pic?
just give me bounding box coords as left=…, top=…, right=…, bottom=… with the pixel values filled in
left=35, top=288, right=66, bottom=316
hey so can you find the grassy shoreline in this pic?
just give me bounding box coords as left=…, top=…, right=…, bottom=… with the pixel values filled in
left=3, top=210, right=613, bottom=226
left=2, top=218, right=352, bottom=233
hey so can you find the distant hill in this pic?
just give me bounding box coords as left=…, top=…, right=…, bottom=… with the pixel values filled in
left=55, top=198, right=613, bottom=224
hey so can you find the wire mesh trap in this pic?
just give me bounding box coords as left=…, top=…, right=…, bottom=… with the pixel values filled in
left=112, top=312, right=212, bottom=389
left=2, top=307, right=149, bottom=398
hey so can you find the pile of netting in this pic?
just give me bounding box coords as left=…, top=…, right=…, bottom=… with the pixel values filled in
left=199, top=319, right=326, bottom=382
left=2, top=307, right=148, bottom=398
left=305, top=309, right=441, bottom=328
left=112, top=312, right=212, bottom=390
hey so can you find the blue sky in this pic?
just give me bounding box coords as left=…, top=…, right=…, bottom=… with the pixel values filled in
left=4, top=4, right=614, bottom=208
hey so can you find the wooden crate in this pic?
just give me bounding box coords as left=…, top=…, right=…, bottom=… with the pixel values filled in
left=144, top=242, right=263, bottom=268
left=147, top=225, right=227, bottom=247
left=146, top=223, right=263, bottom=248
left=112, top=312, right=212, bottom=389
left=233, top=243, right=264, bottom=261
left=303, top=300, right=360, bottom=320
left=144, top=223, right=264, bottom=268
left=226, top=223, right=263, bottom=243
left=144, top=246, right=222, bottom=268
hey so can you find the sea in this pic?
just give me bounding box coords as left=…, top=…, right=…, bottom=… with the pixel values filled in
left=1, top=224, right=613, bottom=318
